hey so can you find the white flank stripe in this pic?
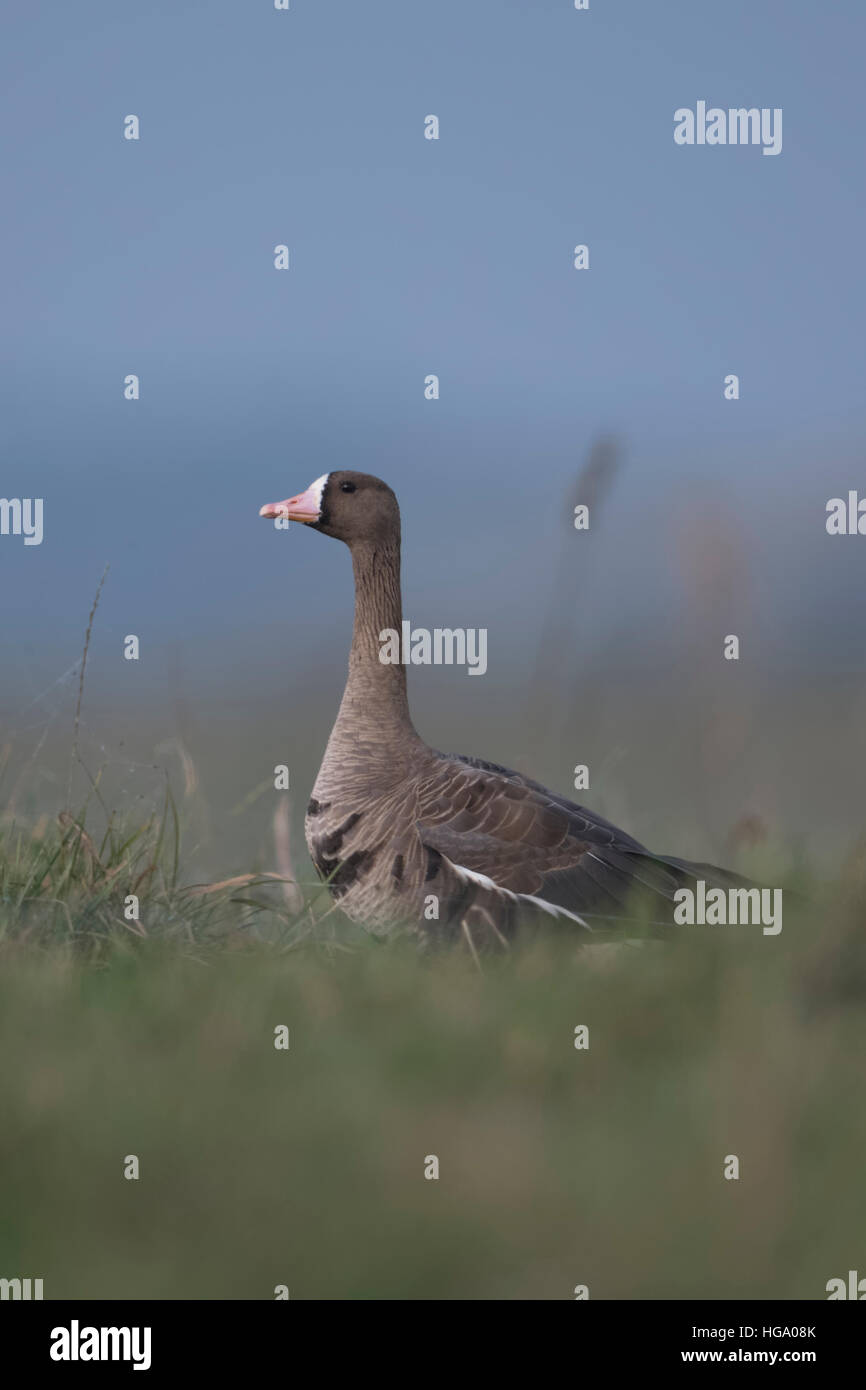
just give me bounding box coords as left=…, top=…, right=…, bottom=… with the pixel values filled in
left=452, top=861, right=590, bottom=930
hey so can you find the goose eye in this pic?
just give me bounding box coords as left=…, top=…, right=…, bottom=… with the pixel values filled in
left=340, top=481, right=356, bottom=493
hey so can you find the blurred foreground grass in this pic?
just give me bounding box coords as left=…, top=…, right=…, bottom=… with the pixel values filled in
left=1, top=807, right=865, bottom=1300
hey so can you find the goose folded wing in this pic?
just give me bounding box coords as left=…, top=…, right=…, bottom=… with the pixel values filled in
left=417, top=755, right=687, bottom=919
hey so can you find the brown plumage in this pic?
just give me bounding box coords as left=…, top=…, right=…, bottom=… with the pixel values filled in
left=259, top=470, right=747, bottom=951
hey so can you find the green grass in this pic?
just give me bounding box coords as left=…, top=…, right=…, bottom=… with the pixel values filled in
left=0, top=797, right=325, bottom=959
left=1, top=805, right=865, bottom=1299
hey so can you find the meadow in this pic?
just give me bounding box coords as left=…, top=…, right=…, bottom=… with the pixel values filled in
left=2, top=468, right=865, bottom=1300
left=1, top=778, right=864, bottom=1300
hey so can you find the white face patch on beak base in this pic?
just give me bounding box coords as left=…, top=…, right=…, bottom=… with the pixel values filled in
left=306, top=474, right=329, bottom=513
left=259, top=473, right=330, bottom=524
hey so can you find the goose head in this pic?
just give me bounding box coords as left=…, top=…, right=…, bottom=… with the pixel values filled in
left=259, top=470, right=400, bottom=547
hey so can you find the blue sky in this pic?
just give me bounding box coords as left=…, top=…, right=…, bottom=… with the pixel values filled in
left=2, top=0, right=864, bottom=705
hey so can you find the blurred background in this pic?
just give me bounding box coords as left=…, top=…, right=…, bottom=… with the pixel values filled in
left=2, top=0, right=865, bottom=878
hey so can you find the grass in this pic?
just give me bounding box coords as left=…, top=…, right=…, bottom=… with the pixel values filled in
left=1, top=795, right=865, bottom=1299
left=0, top=796, right=318, bottom=960
left=2, top=558, right=864, bottom=1300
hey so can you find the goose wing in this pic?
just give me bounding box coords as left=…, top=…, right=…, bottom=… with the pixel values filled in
left=417, top=752, right=695, bottom=924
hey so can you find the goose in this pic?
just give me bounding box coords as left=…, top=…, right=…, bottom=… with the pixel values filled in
left=259, top=471, right=748, bottom=951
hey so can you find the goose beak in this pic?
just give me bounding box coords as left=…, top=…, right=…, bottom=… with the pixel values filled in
left=259, top=484, right=321, bottom=524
